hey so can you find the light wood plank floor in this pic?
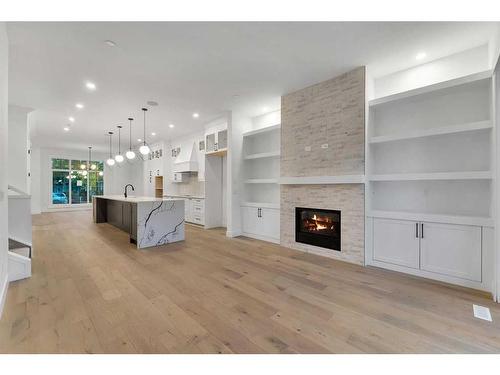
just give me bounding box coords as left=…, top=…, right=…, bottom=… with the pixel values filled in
left=1, top=210, right=500, bottom=353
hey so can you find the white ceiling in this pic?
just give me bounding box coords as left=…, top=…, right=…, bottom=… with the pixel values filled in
left=7, top=22, right=499, bottom=152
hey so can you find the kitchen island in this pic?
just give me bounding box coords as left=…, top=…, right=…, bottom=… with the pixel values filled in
left=93, top=195, right=185, bottom=249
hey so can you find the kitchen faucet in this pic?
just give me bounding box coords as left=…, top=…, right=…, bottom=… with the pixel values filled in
left=124, top=184, right=135, bottom=198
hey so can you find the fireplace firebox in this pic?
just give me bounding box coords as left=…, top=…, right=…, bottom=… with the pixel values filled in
left=295, top=207, right=341, bottom=251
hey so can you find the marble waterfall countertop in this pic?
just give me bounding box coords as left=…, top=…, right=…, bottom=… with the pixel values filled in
left=93, top=195, right=185, bottom=248
left=93, top=195, right=181, bottom=203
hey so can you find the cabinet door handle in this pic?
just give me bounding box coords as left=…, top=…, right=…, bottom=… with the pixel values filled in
left=415, top=223, right=419, bottom=238
left=421, top=223, right=424, bottom=238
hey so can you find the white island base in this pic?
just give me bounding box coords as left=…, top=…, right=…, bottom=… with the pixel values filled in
left=93, top=196, right=185, bottom=249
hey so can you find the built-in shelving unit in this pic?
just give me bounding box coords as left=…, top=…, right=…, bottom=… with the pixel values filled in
left=280, top=175, right=365, bottom=185
left=242, top=124, right=280, bottom=137
left=241, top=201, right=280, bottom=209
left=242, top=122, right=281, bottom=207
left=368, top=70, right=492, bottom=107
left=368, top=171, right=492, bottom=181
left=369, top=120, right=492, bottom=144
left=365, top=70, right=494, bottom=292
left=154, top=176, right=164, bottom=198
left=240, top=111, right=281, bottom=244
left=244, top=151, right=280, bottom=160
left=244, top=178, right=279, bottom=184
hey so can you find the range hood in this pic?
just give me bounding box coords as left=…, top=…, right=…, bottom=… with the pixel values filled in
left=173, top=141, right=198, bottom=173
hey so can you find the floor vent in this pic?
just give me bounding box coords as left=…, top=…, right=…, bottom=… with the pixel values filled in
left=473, top=304, right=492, bottom=322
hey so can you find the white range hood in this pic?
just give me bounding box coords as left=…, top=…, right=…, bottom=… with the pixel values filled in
left=173, top=141, right=198, bottom=173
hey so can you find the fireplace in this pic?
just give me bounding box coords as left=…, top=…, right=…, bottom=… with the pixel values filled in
left=295, top=207, right=341, bottom=251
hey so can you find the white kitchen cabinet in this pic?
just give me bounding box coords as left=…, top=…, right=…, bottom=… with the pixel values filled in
left=242, top=205, right=280, bottom=243
left=420, top=222, right=481, bottom=282
left=373, top=218, right=420, bottom=269
left=372, top=217, right=482, bottom=282
left=205, top=127, right=228, bottom=155
left=242, top=206, right=259, bottom=235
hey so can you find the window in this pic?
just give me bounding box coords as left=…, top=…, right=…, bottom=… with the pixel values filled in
left=51, top=158, right=104, bottom=205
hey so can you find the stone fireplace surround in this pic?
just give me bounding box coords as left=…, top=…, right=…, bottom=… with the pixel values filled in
left=280, top=67, right=365, bottom=265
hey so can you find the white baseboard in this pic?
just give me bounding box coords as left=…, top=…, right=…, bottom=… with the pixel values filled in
left=0, top=273, right=8, bottom=319
left=226, top=229, right=242, bottom=238
left=240, top=232, right=280, bottom=244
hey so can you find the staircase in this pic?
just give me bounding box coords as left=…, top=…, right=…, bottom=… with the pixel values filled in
left=8, top=238, right=31, bottom=281
left=8, top=185, right=32, bottom=282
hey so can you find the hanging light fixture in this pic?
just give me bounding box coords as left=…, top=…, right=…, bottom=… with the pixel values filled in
left=115, top=125, right=124, bottom=163
left=139, top=108, right=151, bottom=155
left=125, top=117, right=136, bottom=160
left=87, top=146, right=97, bottom=171
left=106, top=132, right=115, bottom=166
left=82, top=146, right=91, bottom=176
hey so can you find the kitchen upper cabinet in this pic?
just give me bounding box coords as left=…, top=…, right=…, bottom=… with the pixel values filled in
left=373, top=218, right=420, bottom=269
left=420, top=222, right=481, bottom=282
left=205, top=124, right=228, bottom=155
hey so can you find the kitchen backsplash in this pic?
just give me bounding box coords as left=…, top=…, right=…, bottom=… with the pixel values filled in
left=168, top=173, right=205, bottom=197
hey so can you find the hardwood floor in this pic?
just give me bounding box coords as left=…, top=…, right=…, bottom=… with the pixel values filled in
left=1, top=210, right=499, bottom=353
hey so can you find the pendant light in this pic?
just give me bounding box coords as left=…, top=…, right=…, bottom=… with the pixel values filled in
left=82, top=147, right=90, bottom=176
left=115, top=125, right=124, bottom=163
left=125, top=117, right=136, bottom=160
left=87, top=146, right=97, bottom=171
left=106, top=132, right=115, bottom=166
left=139, top=107, right=151, bottom=155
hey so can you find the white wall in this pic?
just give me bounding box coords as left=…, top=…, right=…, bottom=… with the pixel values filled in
left=8, top=105, right=32, bottom=193
left=374, top=45, right=490, bottom=99
left=227, top=111, right=251, bottom=237
left=0, top=22, right=9, bottom=317
left=31, top=146, right=143, bottom=213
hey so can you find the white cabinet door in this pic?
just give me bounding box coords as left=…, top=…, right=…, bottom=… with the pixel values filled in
left=373, top=218, right=420, bottom=269
left=259, top=208, right=280, bottom=240
left=420, top=222, right=481, bottom=282
left=242, top=206, right=259, bottom=235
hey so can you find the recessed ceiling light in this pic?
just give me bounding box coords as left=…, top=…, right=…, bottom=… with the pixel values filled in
left=262, top=106, right=269, bottom=112
left=151, top=132, right=156, bottom=136
left=68, top=117, right=75, bottom=123
left=169, top=124, right=175, bottom=128
left=137, top=138, right=142, bottom=142
left=63, top=126, right=70, bottom=132
left=416, top=52, right=427, bottom=60
left=104, top=40, right=117, bottom=47
left=75, top=103, right=84, bottom=109
left=192, top=113, right=199, bottom=118
left=85, top=81, right=97, bottom=91
left=147, top=101, right=159, bottom=106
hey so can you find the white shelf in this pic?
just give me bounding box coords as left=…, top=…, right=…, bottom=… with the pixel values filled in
left=367, top=210, right=494, bottom=227
left=280, top=175, right=365, bottom=185
left=369, top=70, right=492, bottom=107
left=369, top=171, right=492, bottom=182
left=243, top=124, right=281, bottom=137
left=244, top=151, right=280, bottom=160
left=369, top=120, right=492, bottom=144
left=241, top=202, right=280, bottom=209
left=244, top=179, right=279, bottom=184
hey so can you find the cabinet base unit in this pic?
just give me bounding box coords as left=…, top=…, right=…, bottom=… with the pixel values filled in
left=241, top=205, right=280, bottom=244
left=367, top=215, right=493, bottom=292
